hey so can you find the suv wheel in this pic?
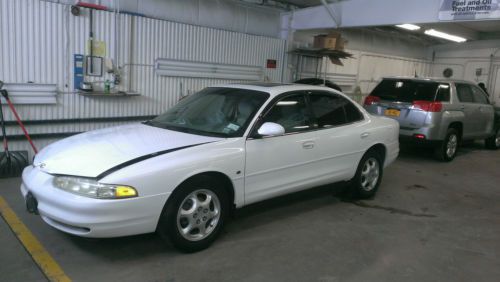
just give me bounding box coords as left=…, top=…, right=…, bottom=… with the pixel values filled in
left=485, top=127, right=500, bottom=150
left=435, top=128, right=459, bottom=162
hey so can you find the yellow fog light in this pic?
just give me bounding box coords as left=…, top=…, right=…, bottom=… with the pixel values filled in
left=115, top=186, right=138, bottom=198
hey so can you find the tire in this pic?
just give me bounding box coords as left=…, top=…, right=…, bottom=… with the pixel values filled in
left=349, top=150, right=383, bottom=199
left=434, top=128, right=459, bottom=162
left=157, top=175, right=229, bottom=253
left=485, top=127, right=500, bottom=150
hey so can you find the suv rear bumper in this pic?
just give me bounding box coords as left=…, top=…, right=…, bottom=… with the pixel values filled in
left=399, top=135, right=442, bottom=147
left=399, top=123, right=445, bottom=141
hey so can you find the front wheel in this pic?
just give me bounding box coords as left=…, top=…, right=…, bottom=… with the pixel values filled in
left=157, top=175, right=229, bottom=252
left=349, top=150, right=383, bottom=199
left=434, top=128, right=459, bottom=162
left=485, top=127, right=500, bottom=150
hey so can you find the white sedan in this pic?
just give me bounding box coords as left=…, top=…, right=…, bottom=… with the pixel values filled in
left=21, top=83, right=399, bottom=252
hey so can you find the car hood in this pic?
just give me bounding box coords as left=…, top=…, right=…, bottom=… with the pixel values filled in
left=34, top=123, right=223, bottom=178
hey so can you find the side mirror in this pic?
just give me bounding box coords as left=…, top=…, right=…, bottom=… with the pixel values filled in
left=257, top=122, right=285, bottom=137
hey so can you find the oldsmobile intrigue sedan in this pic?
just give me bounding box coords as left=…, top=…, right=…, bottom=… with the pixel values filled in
left=22, top=83, right=399, bottom=252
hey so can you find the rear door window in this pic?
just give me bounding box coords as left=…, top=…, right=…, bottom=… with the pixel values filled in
left=370, top=79, right=440, bottom=102
left=309, top=92, right=363, bottom=128
left=456, top=84, right=474, bottom=103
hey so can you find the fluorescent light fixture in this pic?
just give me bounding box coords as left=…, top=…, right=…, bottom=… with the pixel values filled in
left=1, top=83, right=57, bottom=104
left=155, top=59, right=263, bottom=81
left=424, top=29, right=467, bottom=43
left=395, top=24, right=421, bottom=31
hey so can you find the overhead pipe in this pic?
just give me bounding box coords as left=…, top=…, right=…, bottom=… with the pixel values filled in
left=487, top=48, right=500, bottom=91
left=320, top=0, right=340, bottom=27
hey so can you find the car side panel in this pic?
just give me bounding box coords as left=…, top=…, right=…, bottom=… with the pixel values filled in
left=101, top=138, right=247, bottom=208
left=244, top=122, right=367, bottom=205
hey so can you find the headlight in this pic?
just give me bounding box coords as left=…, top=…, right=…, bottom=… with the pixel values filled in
left=53, top=176, right=138, bottom=199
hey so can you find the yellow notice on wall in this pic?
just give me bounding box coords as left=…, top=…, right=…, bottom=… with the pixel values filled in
left=87, top=40, right=106, bottom=57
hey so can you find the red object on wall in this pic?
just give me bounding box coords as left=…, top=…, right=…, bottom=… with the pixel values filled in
left=266, top=59, right=277, bottom=69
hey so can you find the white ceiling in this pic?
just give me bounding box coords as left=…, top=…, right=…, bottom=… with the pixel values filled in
left=247, top=0, right=500, bottom=42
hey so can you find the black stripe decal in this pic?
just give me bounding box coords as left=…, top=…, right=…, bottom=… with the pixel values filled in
left=96, top=142, right=213, bottom=179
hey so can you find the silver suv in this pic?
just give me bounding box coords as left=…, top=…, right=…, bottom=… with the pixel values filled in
left=364, top=77, right=500, bottom=161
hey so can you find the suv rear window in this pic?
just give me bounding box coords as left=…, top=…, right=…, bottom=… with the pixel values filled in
left=370, top=79, right=446, bottom=103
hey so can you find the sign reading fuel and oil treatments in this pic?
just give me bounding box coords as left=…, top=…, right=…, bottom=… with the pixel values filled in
left=439, top=0, right=500, bottom=20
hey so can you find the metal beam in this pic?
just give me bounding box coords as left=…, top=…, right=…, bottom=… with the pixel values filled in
left=283, top=0, right=444, bottom=31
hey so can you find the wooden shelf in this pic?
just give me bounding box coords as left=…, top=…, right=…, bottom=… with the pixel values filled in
left=290, top=48, right=354, bottom=66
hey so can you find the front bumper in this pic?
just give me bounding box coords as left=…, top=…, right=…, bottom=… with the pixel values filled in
left=20, top=166, right=170, bottom=238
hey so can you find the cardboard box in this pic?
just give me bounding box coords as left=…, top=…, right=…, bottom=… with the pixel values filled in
left=335, top=38, right=347, bottom=51
left=313, top=32, right=340, bottom=49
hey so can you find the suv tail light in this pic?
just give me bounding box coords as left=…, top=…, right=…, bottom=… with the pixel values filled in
left=364, top=96, right=381, bottom=106
left=412, top=100, right=442, bottom=112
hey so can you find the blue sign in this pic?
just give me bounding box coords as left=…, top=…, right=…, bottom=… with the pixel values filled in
left=74, top=54, right=84, bottom=90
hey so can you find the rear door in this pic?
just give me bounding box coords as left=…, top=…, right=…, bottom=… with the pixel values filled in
left=365, top=79, right=439, bottom=130
left=308, top=91, right=368, bottom=180
left=470, top=84, right=494, bottom=137
left=455, top=83, right=481, bottom=138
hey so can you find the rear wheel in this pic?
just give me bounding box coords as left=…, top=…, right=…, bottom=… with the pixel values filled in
left=485, top=127, right=500, bottom=150
left=157, top=175, right=229, bottom=252
left=435, top=128, right=459, bottom=162
left=349, top=150, right=383, bottom=199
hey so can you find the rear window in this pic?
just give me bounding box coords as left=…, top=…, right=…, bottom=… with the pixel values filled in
left=370, top=79, right=446, bottom=103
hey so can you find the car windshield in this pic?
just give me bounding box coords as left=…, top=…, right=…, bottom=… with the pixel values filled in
left=370, top=79, right=440, bottom=102
left=146, top=87, right=269, bottom=137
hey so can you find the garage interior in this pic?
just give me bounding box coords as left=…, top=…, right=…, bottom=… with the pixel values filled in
left=1, top=0, right=499, bottom=281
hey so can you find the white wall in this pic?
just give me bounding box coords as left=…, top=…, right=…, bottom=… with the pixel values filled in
left=431, top=40, right=500, bottom=82
left=290, top=29, right=433, bottom=102
left=0, top=0, right=286, bottom=158
left=430, top=40, right=500, bottom=105
left=44, top=0, right=282, bottom=38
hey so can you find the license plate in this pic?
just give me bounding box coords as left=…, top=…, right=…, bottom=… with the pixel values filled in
left=384, top=109, right=400, bottom=117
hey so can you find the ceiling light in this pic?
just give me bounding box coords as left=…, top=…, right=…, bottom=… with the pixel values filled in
left=424, top=29, right=467, bottom=43
left=395, top=24, right=421, bottom=31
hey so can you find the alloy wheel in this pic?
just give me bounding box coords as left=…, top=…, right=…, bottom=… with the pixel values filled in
left=176, top=189, right=221, bottom=241
left=360, top=157, right=380, bottom=192
left=446, top=134, right=458, bottom=158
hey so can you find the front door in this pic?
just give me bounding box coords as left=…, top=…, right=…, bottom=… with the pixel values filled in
left=244, top=92, right=319, bottom=204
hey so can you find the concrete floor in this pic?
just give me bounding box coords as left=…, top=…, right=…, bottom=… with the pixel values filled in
left=1, top=142, right=500, bottom=282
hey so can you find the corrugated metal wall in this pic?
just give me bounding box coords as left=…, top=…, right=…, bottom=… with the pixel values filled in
left=0, top=0, right=286, bottom=157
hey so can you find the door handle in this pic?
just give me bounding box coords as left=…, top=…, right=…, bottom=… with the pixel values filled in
left=302, top=141, right=314, bottom=149
left=361, top=132, right=370, bottom=138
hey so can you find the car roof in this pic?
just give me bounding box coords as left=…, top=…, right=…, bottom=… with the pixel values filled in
left=381, top=76, right=477, bottom=85
left=210, top=82, right=340, bottom=98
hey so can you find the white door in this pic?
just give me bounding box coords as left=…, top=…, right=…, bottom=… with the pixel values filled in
left=244, top=91, right=367, bottom=205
